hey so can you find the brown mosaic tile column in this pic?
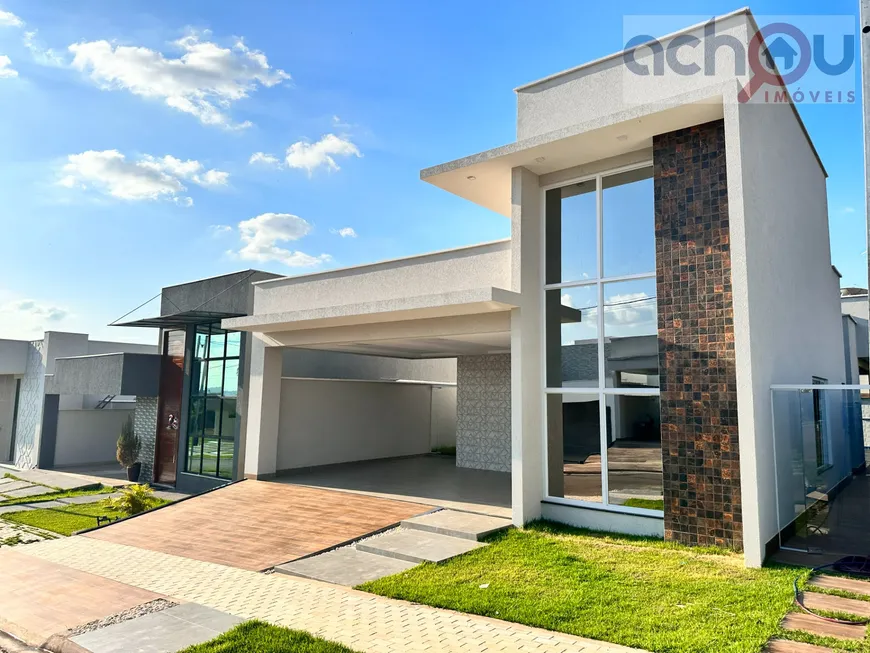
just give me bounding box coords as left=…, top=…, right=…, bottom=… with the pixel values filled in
left=653, top=119, right=742, bottom=550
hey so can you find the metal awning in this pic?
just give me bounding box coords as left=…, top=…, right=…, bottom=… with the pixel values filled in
left=112, top=310, right=244, bottom=329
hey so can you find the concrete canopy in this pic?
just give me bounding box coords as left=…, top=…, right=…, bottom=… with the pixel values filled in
left=46, top=352, right=162, bottom=397
left=223, top=287, right=520, bottom=359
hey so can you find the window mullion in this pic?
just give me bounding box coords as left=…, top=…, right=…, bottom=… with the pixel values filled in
left=596, top=175, right=609, bottom=506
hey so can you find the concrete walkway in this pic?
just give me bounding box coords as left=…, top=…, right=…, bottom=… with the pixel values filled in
left=15, top=536, right=646, bottom=653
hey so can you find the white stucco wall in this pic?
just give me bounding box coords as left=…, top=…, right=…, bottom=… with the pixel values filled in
left=252, top=241, right=512, bottom=316
left=430, top=385, right=458, bottom=449
left=53, top=408, right=133, bottom=467
left=516, top=12, right=751, bottom=140
left=728, top=98, right=846, bottom=566
left=0, top=375, right=16, bottom=462
left=276, top=379, right=435, bottom=470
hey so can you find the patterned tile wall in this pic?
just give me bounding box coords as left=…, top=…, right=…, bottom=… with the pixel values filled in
left=13, top=340, right=46, bottom=469
left=456, top=354, right=511, bottom=473
left=134, top=397, right=159, bottom=485
left=654, top=120, right=742, bottom=550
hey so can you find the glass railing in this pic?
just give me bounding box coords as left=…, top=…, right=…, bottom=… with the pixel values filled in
left=770, top=385, right=865, bottom=553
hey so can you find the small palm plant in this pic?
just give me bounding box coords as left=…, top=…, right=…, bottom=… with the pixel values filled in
left=116, top=415, right=141, bottom=481
left=110, top=484, right=156, bottom=516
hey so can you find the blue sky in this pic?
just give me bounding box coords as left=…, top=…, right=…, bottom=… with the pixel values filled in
left=0, top=0, right=865, bottom=344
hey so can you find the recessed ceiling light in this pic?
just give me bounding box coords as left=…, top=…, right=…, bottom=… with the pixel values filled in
left=616, top=134, right=629, bottom=141
left=535, top=156, right=546, bottom=163
left=467, top=175, right=476, bottom=181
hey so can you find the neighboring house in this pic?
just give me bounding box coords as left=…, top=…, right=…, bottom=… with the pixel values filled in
left=841, top=288, right=870, bottom=450
left=221, top=9, right=853, bottom=568
left=44, top=270, right=457, bottom=494
left=0, top=332, right=157, bottom=470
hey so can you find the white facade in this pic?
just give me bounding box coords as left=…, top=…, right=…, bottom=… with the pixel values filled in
left=224, top=9, right=847, bottom=566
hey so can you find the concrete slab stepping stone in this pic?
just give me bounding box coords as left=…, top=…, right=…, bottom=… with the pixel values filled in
left=0, top=481, right=39, bottom=493
left=401, top=510, right=512, bottom=541
left=809, top=575, right=870, bottom=597
left=357, top=528, right=486, bottom=564
left=276, top=547, right=418, bottom=586
left=5, top=468, right=100, bottom=491
left=765, top=639, right=836, bottom=652
left=781, top=612, right=867, bottom=641
left=0, top=504, right=33, bottom=514
left=3, top=485, right=49, bottom=499
left=70, top=603, right=242, bottom=653
left=57, top=493, right=118, bottom=505
left=802, top=591, right=870, bottom=618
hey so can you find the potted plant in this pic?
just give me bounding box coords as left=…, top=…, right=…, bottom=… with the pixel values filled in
left=117, top=415, right=142, bottom=482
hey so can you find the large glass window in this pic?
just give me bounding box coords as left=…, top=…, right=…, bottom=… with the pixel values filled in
left=544, top=164, right=663, bottom=514
left=186, top=324, right=241, bottom=480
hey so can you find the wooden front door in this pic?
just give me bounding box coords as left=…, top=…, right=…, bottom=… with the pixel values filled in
left=155, top=330, right=186, bottom=485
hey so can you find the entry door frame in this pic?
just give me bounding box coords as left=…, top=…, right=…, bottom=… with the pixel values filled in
left=155, top=329, right=186, bottom=485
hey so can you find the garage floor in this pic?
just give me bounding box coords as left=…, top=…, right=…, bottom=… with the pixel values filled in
left=276, top=455, right=512, bottom=518
left=84, top=480, right=433, bottom=571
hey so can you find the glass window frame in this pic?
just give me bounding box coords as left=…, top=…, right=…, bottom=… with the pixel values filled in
left=541, top=161, right=662, bottom=516
left=185, top=323, right=240, bottom=480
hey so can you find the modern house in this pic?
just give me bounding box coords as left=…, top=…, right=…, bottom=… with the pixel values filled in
left=6, top=9, right=862, bottom=569
left=0, top=332, right=156, bottom=470
left=219, top=8, right=857, bottom=568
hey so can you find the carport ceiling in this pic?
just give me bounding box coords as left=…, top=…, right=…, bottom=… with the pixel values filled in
left=296, top=332, right=510, bottom=359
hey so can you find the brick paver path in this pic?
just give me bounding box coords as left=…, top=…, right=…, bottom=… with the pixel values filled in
left=17, top=537, right=645, bottom=653
left=84, top=481, right=433, bottom=570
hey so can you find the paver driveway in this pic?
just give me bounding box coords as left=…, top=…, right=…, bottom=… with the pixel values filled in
left=84, top=480, right=433, bottom=570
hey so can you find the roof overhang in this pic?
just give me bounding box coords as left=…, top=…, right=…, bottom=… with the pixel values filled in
left=113, top=310, right=244, bottom=330
left=223, top=287, right=522, bottom=335
left=421, top=85, right=729, bottom=217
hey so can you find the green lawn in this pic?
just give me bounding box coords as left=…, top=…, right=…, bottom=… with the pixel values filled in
left=622, top=498, right=665, bottom=511
left=178, top=621, right=361, bottom=653
left=2, top=497, right=168, bottom=536
left=360, top=522, right=811, bottom=653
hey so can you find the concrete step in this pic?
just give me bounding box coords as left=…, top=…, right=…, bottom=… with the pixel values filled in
left=357, top=529, right=486, bottom=564
left=780, top=612, right=867, bottom=641
left=765, top=639, right=836, bottom=652
left=275, top=547, right=417, bottom=586
left=810, top=575, right=870, bottom=597
left=401, top=510, right=512, bottom=541
left=802, top=590, right=870, bottom=618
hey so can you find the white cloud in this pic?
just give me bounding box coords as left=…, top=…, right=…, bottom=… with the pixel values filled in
left=60, top=149, right=229, bottom=204
left=235, top=212, right=331, bottom=267
left=0, top=54, right=16, bottom=78
left=560, top=293, right=573, bottom=308
left=330, top=227, right=357, bottom=238
left=0, top=298, right=70, bottom=338
left=842, top=206, right=856, bottom=214
left=0, top=9, right=23, bottom=27
left=284, top=134, right=361, bottom=173
left=249, top=151, right=281, bottom=166
left=251, top=134, right=362, bottom=175
left=209, top=224, right=232, bottom=237
left=68, top=33, right=290, bottom=129
left=23, top=30, right=65, bottom=67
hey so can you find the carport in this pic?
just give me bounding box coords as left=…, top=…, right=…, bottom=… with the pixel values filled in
left=223, top=247, right=520, bottom=518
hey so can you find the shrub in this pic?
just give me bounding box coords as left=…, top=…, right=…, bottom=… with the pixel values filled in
left=110, top=484, right=156, bottom=516
left=116, top=415, right=140, bottom=468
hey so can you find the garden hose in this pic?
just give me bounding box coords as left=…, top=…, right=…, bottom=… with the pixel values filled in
left=794, top=556, right=870, bottom=626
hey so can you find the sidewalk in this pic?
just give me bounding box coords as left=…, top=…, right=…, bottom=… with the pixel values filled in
left=14, top=536, right=645, bottom=653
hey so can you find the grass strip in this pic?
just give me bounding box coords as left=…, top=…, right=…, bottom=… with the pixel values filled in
left=178, top=621, right=362, bottom=653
